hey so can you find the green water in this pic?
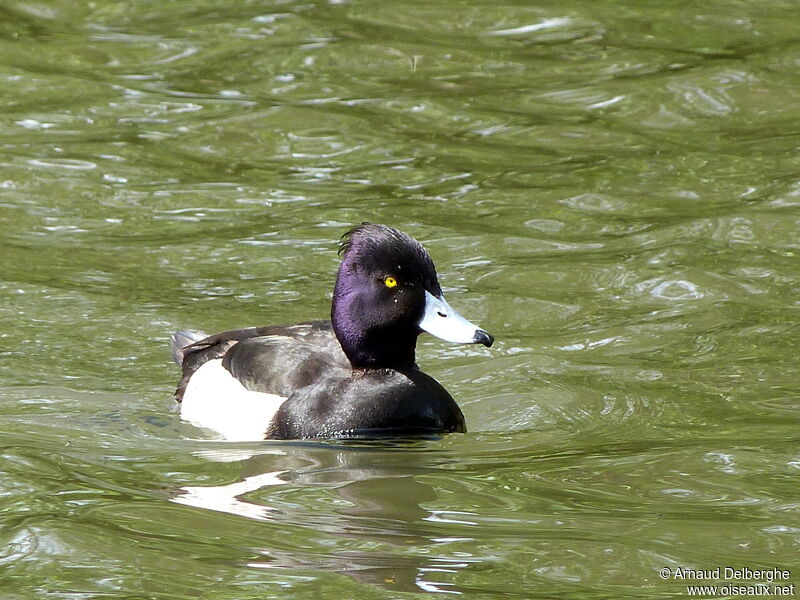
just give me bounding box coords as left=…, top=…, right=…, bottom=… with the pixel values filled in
left=1, top=0, right=799, bottom=598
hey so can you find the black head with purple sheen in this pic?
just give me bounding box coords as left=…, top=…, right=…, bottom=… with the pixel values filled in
left=331, top=224, right=493, bottom=371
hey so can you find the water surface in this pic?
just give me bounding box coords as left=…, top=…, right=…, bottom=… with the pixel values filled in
left=1, top=0, right=799, bottom=598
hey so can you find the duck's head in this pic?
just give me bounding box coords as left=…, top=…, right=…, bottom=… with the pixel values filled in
left=332, top=224, right=493, bottom=370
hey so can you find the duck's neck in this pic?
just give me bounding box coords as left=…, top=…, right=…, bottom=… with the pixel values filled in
left=333, top=316, right=418, bottom=371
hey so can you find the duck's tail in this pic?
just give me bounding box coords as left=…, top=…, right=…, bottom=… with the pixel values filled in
left=170, top=329, right=208, bottom=366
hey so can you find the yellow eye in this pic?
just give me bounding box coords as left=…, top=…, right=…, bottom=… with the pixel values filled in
left=384, top=276, right=398, bottom=288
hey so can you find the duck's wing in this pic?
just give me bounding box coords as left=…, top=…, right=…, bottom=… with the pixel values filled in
left=173, top=320, right=347, bottom=402
left=222, top=327, right=349, bottom=397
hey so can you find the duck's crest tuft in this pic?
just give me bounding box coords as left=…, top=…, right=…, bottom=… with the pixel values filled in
left=336, top=223, right=441, bottom=296
left=338, top=221, right=372, bottom=255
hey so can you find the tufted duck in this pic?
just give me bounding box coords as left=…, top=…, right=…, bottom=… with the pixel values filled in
left=171, top=224, right=493, bottom=440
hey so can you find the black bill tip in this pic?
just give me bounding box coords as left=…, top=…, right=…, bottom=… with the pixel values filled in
left=473, top=329, right=494, bottom=348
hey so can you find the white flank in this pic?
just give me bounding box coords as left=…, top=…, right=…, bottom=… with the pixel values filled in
left=181, top=359, right=287, bottom=441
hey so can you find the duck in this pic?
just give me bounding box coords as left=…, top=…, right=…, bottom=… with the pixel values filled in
left=170, top=223, right=494, bottom=441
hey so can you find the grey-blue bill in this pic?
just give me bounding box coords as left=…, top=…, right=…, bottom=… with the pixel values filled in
left=418, top=291, right=493, bottom=347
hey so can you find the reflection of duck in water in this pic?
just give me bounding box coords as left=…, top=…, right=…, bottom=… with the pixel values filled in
left=172, top=441, right=477, bottom=594
left=171, top=224, right=493, bottom=441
